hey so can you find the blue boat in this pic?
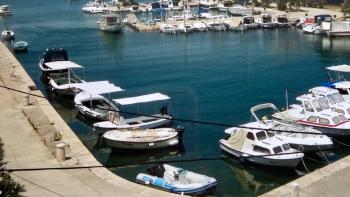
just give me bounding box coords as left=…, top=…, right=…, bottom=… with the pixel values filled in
left=136, top=164, right=217, bottom=195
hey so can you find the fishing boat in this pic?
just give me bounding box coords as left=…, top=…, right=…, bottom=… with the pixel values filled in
left=241, top=16, right=258, bottom=29
left=220, top=126, right=304, bottom=167
left=48, top=62, right=85, bottom=97
left=93, top=93, right=172, bottom=133
left=256, top=13, right=275, bottom=28
left=103, top=128, right=180, bottom=149
left=74, top=81, right=124, bottom=120
left=99, top=14, right=122, bottom=33
left=0, top=5, right=11, bottom=15
left=1, top=29, right=15, bottom=42
left=13, top=41, right=28, bottom=51
left=324, top=64, right=350, bottom=101
left=82, top=0, right=108, bottom=14
left=309, top=86, right=350, bottom=119
left=193, top=22, right=207, bottom=31
left=176, top=24, right=194, bottom=33
left=230, top=103, right=333, bottom=152
left=207, top=22, right=227, bottom=31
left=136, top=164, right=217, bottom=195
left=273, top=14, right=290, bottom=28
left=272, top=94, right=350, bottom=137
left=159, top=24, right=177, bottom=34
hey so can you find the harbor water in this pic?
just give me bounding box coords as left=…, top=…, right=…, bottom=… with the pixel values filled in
left=2, top=0, right=350, bottom=196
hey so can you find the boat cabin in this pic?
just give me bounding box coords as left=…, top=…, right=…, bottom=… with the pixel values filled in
left=100, top=14, right=122, bottom=26
left=40, top=48, right=68, bottom=69
left=261, top=14, right=272, bottom=23
left=242, top=16, right=255, bottom=24
left=276, top=14, right=288, bottom=23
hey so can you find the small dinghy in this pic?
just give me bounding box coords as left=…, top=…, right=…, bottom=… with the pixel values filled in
left=1, top=29, right=15, bottom=42
left=103, top=128, right=181, bottom=149
left=13, top=41, right=29, bottom=52
left=136, top=164, right=217, bottom=195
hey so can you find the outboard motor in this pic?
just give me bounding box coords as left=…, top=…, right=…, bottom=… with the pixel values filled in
left=146, top=164, right=165, bottom=178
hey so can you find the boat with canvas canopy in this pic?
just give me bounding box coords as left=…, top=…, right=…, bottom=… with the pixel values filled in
left=324, top=64, right=350, bottom=101
left=103, top=128, right=180, bottom=149
left=93, top=93, right=172, bottom=134
left=220, top=126, right=304, bottom=167
left=74, top=81, right=124, bottom=120
left=227, top=103, right=333, bottom=152
left=136, top=164, right=217, bottom=195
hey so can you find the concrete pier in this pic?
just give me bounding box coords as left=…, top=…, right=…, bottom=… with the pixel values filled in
left=0, top=43, right=179, bottom=196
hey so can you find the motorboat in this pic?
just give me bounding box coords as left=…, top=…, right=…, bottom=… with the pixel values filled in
left=48, top=61, right=85, bottom=97
left=193, top=22, right=207, bottom=31
left=228, top=4, right=253, bottom=16
left=302, top=24, right=316, bottom=34
left=99, top=14, right=122, bottom=33
left=93, top=93, right=172, bottom=133
left=309, top=86, right=350, bottom=119
left=0, top=5, right=11, bottom=15
left=74, top=81, right=124, bottom=121
left=207, top=22, right=227, bottom=31
left=103, top=128, right=180, bottom=149
left=38, top=48, right=74, bottom=80
left=272, top=94, right=350, bottom=137
left=220, top=126, right=304, bottom=167
left=176, top=24, right=194, bottom=33
left=159, top=24, right=177, bottom=34
left=241, top=16, right=258, bottom=29
left=82, top=0, right=109, bottom=14
left=136, top=164, right=217, bottom=195
left=256, top=13, right=275, bottom=28
left=218, top=1, right=234, bottom=12
left=229, top=103, right=333, bottom=152
left=324, top=64, right=350, bottom=101
left=13, top=41, right=28, bottom=52
left=1, top=30, right=15, bottom=42
left=273, top=14, right=290, bottom=28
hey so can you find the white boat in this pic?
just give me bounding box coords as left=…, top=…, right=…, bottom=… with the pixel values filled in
left=93, top=93, right=172, bottom=133
left=302, top=24, right=316, bottom=34
left=193, top=22, right=207, bottom=31
left=207, top=23, right=227, bottom=31
left=309, top=86, right=350, bottom=119
left=273, top=14, right=290, bottom=28
left=176, top=24, right=194, bottom=33
left=103, top=128, right=180, bottom=149
left=256, top=13, right=275, bottom=28
left=241, top=16, right=258, bottom=29
left=136, top=164, right=217, bottom=195
left=47, top=61, right=85, bottom=97
left=74, top=81, right=124, bottom=120
left=82, top=0, right=108, bottom=14
left=231, top=103, right=333, bottom=152
left=220, top=126, right=304, bottom=167
left=218, top=1, right=233, bottom=12
left=1, top=30, right=15, bottom=42
left=272, top=94, right=350, bottom=137
left=13, top=41, right=28, bottom=51
left=159, top=24, right=177, bottom=34
left=0, top=5, right=11, bottom=15
left=325, top=64, right=350, bottom=101
left=228, top=4, right=253, bottom=16
left=99, top=14, right=122, bottom=33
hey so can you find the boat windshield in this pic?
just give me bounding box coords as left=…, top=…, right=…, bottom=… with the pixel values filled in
left=327, top=94, right=336, bottom=105
left=312, top=99, right=323, bottom=112
left=332, top=116, right=341, bottom=125
left=267, top=131, right=275, bottom=137
left=339, top=115, right=347, bottom=122
left=282, top=144, right=290, bottom=151
left=256, top=131, right=267, bottom=140
left=273, top=146, right=283, bottom=154
left=333, top=93, right=345, bottom=103
left=318, top=97, right=330, bottom=110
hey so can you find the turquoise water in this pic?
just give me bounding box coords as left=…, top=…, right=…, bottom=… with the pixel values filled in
left=3, top=0, right=350, bottom=196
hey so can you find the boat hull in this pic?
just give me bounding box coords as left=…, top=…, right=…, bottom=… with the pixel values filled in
left=100, top=25, right=122, bottom=33
left=104, top=134, right=179, bottom=149
left=220, top=141, right=302, bottom=168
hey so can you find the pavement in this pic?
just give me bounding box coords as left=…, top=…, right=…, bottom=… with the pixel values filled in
left=0, top=43, right=179, bottom=196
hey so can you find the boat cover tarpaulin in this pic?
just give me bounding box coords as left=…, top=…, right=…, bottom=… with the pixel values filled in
left=113, top=93, right=170, bottom=105
left=72, top=81, right=124, bottom=94
left=326, top=64, right=350, bottom=72
left=45, top=61, right=83, bottom=70
left=227, top=128, right=246, bottom=150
